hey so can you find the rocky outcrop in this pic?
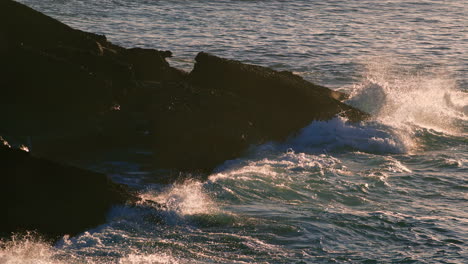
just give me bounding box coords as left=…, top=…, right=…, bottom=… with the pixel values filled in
left=0, top=0, right=369, bottom=239
left=149, top=52, right=368, bottom=171
left=0, top=0, right=183, bottom=159
left=0, top=1, right=177, bottom=125
left=0, top=138, right=137, bottom=241
left=1, top=0, right=367, bottom=171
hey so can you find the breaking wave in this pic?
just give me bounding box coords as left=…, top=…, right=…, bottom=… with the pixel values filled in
left=345, top=59, right=467, bottom=151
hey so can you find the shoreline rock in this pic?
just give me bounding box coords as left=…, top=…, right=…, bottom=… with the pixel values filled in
left=150, top=52, right=368, bottom=171
left=1, top=0, right=369, bottom=238
left=0, top=138, right=137, bottom=241
left=1, top=0, right=368, bottom=171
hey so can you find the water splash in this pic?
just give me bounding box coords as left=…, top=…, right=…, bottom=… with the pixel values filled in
left=0, top=232, right=187, bottom=264
left=347, top=59, right=468, bottom=139
left=287, top=117, right=408, bottom=154
left=0, top=233, right=65, bottom=264
left=140, top=180, right=218, bottom=216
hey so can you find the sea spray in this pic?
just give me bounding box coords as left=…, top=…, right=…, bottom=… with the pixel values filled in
left=346, top=59, right=468, bottom=138
left=0, top=233, right=69, bottom=264
left=140, top=180, right=218, bottom=217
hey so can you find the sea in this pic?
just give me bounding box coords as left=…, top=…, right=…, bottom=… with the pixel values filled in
left=1, top=0, right=467, bottom=263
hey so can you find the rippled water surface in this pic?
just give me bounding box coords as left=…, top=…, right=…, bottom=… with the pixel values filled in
left=3, top=0, right=467, bottom=263
left=16, top=0, right=467, bottom=88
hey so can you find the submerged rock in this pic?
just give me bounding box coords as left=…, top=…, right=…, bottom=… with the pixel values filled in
left=0, top=139, right=136, bottom=241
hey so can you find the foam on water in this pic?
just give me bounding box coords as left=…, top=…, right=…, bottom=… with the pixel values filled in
left=209, top=151, right=360, bottom=207
left=212, top=151, right=347, bottom=182
left=0, top=232, right=189, bottom=264
left=286, top=117, right=409, bottom=154
left=0, top=234, right=61, bottom=264
left=118, top=253, right=180, bottom=264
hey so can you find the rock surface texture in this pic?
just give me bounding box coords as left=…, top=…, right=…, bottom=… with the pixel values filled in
left=0, top=138, right=135, bottom=241
left=151, top=52, right=367, bottom=170
left=0, top=0, right=183, bottom=159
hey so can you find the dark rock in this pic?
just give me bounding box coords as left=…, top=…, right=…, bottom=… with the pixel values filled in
left=122, top=48, right=186, bottom=81
left=189, top=52, right=366, bottom=124
left=0, top=0, right=181, bottom=159
left=0, top=0, right=109, bottom=53
left=0, top=0, right=181, bottom=123
left=148, top=53, right=368, bottom=172
left=0, top=138, right=137, bottom=241
left=0, top=0, right=368, bottom=174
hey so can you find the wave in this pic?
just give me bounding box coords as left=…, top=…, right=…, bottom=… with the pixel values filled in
left=0, top=229, right=188, bottom=264
left=286, top=117, right=409, bottom=154
left=345, top=58, right=467, bottom=148
left=0, top=233, right=70, bottom=264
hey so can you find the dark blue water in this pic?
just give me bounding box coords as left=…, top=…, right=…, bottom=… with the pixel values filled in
left=2, top=1, right=467, bottom=263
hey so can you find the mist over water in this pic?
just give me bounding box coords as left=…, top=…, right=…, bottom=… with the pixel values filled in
left=6, top=0, right=468, bottom=263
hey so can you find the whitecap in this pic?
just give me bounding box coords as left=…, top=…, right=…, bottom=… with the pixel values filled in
left=286, top=117, right=408, bottom=154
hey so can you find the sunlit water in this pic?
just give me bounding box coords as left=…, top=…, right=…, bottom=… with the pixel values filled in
left=3, top=0, right=467, bottom=263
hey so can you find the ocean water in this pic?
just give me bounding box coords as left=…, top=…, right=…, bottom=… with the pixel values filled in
left=2, top=0, right=467, bottom=263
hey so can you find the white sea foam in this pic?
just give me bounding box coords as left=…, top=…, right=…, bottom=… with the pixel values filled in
left=118, top=253, right=180, bottom=264
left=382, top=156, right=411, bottom=173
left=0, top=234, right=66, bottom=264
left=442, top=158, right=465, bottom=168
left=286, top=116, right=408, bottom=154
left=211, top=151, right=347, bottom=182
left=0, top=232, right=188, bottom=264
left=209, top=151, right=352, bottom=206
